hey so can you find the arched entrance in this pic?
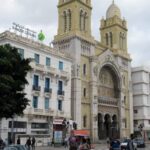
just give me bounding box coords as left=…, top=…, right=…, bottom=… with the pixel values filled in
left=104, top=114, right=111, bottom=138
left=111, top=115, right=119, bottom=138
left=97, top=64, right=121, bottom=140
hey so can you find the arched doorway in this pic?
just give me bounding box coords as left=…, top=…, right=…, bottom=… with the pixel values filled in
left=98, top=113, right=103, bottom=139
left=104, top=114, right=111, bottom=138
left=97, top=65, right=121, bottom=140
left=111, top=115, right=119, bottom=139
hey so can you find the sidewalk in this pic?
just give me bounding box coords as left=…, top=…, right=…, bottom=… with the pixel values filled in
left=35, top=143, right=109, bottom=150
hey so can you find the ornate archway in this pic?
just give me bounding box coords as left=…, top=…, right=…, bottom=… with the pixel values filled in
left=97, top=64, right=121, bottom=140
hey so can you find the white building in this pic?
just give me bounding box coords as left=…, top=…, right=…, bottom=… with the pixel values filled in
left=132, top=66, right=150, bottom=140
left=0, top=31, right=72, bottom=144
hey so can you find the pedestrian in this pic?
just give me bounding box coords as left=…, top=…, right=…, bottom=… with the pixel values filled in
left=26, top=137, right=31, bottom=150
left=51, top=138, right=55, bottom=147
left=31, top=136, right=36, bottom=150
left=64, top=137, right=68, bottom=148
left=79, top=138, right=90, bottom=150
left=69, top=136, right=77, bottom=150
left=17, top=136, right=21, bottom=145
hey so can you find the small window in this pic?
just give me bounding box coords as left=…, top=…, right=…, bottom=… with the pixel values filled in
left=83, top=88, right=86, bottom=97
left=125, top=119, right=127, bottom=128
left=18, top=48, right=24, bottom=59
left=45, top=78, right=50, bottom=89
left=58, top=100, right=62, bottom=111
left=83, top=64, right=86, bottom=75
left=45, top=98, right=49, bottom=109
left=34, top=53, right=39, bottom=64
left=58, top=80, right=63, bottom=91
left=59, top=61, right=63, bottom=70
left=33, top=96, right=38, bottom=108
left=33, top=75, right=39, bottom=87
left=148, top=120, right=150, bottom=124
left=134, top=120, right=138, bottom=125
left=134, top=110, right=138, bottom=114
left=124, top=96, right=126, bottom=103
left=46, top=57, right=51, bottom=66
left=83, top=115, right=87, bottom=127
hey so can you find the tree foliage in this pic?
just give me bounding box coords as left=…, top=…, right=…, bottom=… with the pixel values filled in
left=0, top=44, right=32, bottom=119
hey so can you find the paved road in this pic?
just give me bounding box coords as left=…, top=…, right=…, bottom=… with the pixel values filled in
left=35, top=143, right=150, bottom=150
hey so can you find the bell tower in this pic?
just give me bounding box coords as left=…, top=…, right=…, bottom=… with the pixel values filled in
left=100, top=1, right=128, bottom=52
left=55, top=0, right=92, bottom=40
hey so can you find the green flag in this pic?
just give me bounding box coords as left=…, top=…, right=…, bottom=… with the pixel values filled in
left=38, top=30, right=45, bottom=41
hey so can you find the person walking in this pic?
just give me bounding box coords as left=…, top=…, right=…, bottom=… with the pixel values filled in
left=26, top=137, right=31, bottom=150
left=64, top=137, right=68, bottom=148
left=31, top=137, right=36, bottom=150
left=17, top=136, right=21, bottom=145
left=69, top=136, right=77, bottom=150
left=51, top=138, right=55, bottom=147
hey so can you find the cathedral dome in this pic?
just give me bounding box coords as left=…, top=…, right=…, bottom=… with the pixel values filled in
left=106, top=0, right=121, bottom=19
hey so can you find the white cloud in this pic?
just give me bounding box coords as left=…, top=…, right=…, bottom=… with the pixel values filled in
left=0, top=0, right=149, bottom=67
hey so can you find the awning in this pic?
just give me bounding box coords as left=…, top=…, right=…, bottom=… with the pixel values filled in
left=53, top=118, right=64, bottom=125
left=71, top=130, right=90, bottom=136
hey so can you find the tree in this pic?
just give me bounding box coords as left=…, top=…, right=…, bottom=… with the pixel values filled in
left=0, top=44, right=32, bottom=119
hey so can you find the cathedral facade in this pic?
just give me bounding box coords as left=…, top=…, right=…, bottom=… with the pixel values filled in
left=53, top=0, right=133, bottom=141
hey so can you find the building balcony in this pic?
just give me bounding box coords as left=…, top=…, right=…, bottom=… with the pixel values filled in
left=44, top=88, right=52, bottom=93
left=59, top=70, right=69, bottom=80
left=32, top=85, right=41, bottom=91
left=55, top=110, right=65, bottom=117
left=34, top=108, right=43, bottom=113
left=27, top=108, right=55, bottom=117
left=46, top=66, right=57, bottom=75
left=57, top=90, right=65, bottom=100
left=44, top=88, right=52, bottom=97
left=57, top=90, right=65, bottom=95
left=44, top=108, right=54, bottom=116
left=31, top=61, right=44, bottom=72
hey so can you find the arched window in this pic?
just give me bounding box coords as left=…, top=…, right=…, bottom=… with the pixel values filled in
left=110, top=32, right=113, bottom=47
left=80, top=10, right=83, bottom=31
left=106, top=33, right=109, bottom=46
left=83, top=12, right=87, bottom=31
left=63, top=11, right=67, bottom=32
left=119, top=32, right=122, bottom=49
left=122, top=33, right=125, bottom=50
left=68, top=10, right=71, bottom=31
left=83, top=115, right=87, bottom=127
left=83, top=88, right=86, bottom=97
left=83, top=64, right=86, bottom=75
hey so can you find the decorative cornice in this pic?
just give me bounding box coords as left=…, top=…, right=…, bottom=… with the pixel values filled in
left=53, top=34, right=95, bottom=46
left=58, top=0, right=92, bottom=10
left=0, top=31, right=72, bottom=61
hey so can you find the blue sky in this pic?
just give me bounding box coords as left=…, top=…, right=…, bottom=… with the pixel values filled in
left=0, top=0, right=150, bottom=67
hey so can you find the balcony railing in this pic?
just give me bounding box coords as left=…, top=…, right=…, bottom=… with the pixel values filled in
left=32, top=85, right=41, bottom=91
left=46, top=66, right=57, bottom=74
left=44, top=88, right=52, bottom=93
left=57, top=90, right=65, bottom=95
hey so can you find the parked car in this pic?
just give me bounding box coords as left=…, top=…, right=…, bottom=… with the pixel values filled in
left=4, top=145, right=27, bottom=150
left=109, top=139, right=120, bottom=150
left=133, top=138, right=145, bottom=148
left=120, top=139, right=137, bottom=150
